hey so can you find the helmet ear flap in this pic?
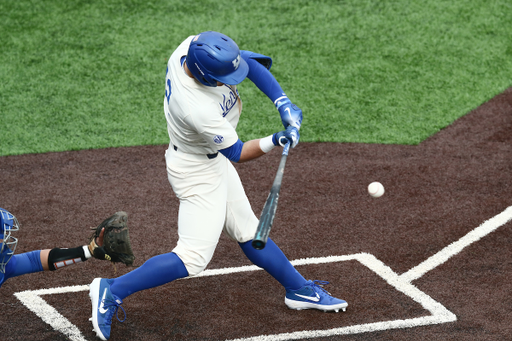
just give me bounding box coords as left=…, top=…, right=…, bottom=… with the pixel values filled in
left=186, top=51, right=218, bottom=87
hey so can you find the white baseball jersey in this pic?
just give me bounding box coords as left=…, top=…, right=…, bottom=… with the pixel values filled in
left=164, top=36, right=242, bottom=155
left=163, top=36, right=259, bottom=276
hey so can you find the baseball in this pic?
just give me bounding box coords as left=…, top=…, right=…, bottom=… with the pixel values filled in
left=368, top=182, right=385, bottom=198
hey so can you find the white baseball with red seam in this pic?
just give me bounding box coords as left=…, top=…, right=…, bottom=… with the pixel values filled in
left=368, top=182, right=385, bottom=198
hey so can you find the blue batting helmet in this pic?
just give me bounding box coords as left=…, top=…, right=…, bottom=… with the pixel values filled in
left=186, top=31, right=249, bottom=87
left=0, top=208, right=20, bottom=273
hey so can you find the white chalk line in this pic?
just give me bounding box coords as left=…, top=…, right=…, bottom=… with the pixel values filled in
left=223, top=253, right=456, bottom=341
left=400, top=205, right=512, bottom=283
left=14, top=253, right=452, bottom=341
left=14, top=205, right=512, bottom=341
left=14, top=285, right=88, bottom=341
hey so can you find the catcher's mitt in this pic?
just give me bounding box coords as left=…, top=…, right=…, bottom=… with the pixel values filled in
left=88, top=211, right=135, bottom=266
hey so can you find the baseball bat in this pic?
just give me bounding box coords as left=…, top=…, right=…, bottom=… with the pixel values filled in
left=252, top=142, right=291, bottom=250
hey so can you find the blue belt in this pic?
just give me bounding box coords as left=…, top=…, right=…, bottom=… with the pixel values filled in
left=173, top=145, right=218, bottom=159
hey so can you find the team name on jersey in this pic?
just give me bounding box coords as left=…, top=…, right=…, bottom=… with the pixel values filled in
left=220, top=88, right=238, bottom=117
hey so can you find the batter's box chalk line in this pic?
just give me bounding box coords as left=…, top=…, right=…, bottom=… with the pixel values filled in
left=14, top=205, right=512, bottom=341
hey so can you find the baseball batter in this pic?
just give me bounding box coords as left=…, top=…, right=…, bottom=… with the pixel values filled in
left=90, top=31, right=348, bottom=341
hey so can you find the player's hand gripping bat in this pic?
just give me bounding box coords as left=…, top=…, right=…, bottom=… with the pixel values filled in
left=252, top=142, right=291, bottom=250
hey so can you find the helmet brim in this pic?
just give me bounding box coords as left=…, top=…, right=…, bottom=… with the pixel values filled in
left=212, top=58, right=249, bottom=85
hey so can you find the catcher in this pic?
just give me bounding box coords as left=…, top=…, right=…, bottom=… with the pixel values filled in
left=0, top=208, right=134, bottom=289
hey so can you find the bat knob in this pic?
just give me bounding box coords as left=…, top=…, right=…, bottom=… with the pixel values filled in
left=251, top=240, right=266, bottom=250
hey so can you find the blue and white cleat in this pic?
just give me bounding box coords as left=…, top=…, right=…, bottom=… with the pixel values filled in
left=285, top=280, right=348, bottom=312
left=89, top=278, right=125, bottom=340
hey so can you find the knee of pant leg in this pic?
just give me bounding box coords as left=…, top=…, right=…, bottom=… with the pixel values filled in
left=224, top=200, right=259, bottom=243
left=172, top=244, right=214, bottom=276
left=179, top=255, right=208, bottom=276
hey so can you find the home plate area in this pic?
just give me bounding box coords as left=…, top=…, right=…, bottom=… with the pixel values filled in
left=15, top=253, right=456, bottom=341
left=16, top=205, right=512, bottom=340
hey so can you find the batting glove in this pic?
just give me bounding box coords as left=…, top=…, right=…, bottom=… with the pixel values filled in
left=276, top=97, right=302, bottom=130
left=272, top=126, right=300, bottom=148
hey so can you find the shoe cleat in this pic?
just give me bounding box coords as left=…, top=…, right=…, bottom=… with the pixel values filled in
left=285, top=280, right=348, bottom=313
left=89, top=278, right=125, bottom=340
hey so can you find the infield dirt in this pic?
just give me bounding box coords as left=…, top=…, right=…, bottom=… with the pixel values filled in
left=0, top=88, right=511, bottom=341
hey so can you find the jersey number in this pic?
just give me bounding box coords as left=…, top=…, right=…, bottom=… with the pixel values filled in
left=165, top=78, right=172, bottom=105
left=165, top=67, right=172, bottom=105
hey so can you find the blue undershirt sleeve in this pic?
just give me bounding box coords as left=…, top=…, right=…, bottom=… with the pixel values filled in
left=241, top=52, right=285, bottom=103
left=219, top=139, right=244, bottom=163
left=9, top=251, right=43, bottom=278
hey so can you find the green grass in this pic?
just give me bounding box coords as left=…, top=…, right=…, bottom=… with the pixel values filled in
left=1, top=0, right=511, bottom=156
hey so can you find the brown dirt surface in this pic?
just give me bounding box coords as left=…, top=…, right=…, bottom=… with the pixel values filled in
left=1, top=87, right=511, bottom=341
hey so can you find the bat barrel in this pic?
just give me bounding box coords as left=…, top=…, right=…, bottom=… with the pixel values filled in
left=251, top=143, right=291, bottom=249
